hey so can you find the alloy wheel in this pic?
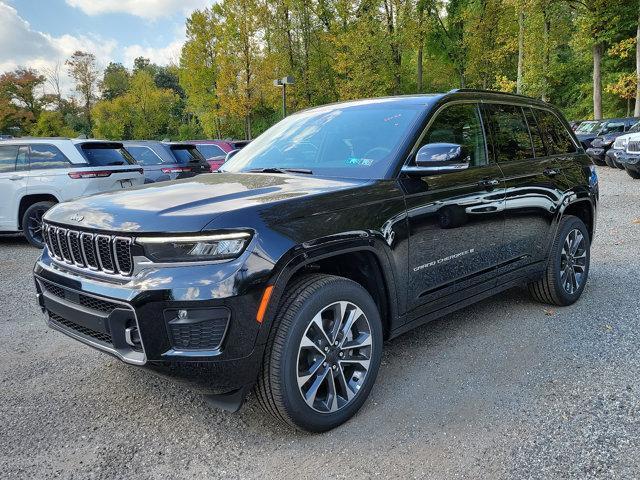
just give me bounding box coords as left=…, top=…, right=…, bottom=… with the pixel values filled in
left=296, top=301, right=373, bottom=413
left=560, top=228, right=587, bottom=294
left=27, top=207, right=46, bottom=245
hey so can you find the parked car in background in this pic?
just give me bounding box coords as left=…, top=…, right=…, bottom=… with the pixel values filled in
left=190, top=139, right=250, bottom=171
left=586, top=120, right=640, bottom=167
left=576, top=118, right=638, bottom=151
left=123, top=141, right=211, bottom=183
left=618, top=134, right=640, bottom=179
left=569, top=120, right=585, bottom=131
left=34, top=90, right=597, bottom=432
left=0, top=134, right=14, bottom=140
left=0, top=138, right=144, bottom=247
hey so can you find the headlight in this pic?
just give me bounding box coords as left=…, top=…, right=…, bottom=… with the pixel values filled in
left=136, top=232, right=251, bottom=262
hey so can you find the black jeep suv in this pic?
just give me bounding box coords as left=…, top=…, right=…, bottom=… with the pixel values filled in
left=34, top=90, right=598, bottom=432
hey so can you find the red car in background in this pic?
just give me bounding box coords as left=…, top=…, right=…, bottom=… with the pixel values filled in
left=189, top=140, right=251, bottom=171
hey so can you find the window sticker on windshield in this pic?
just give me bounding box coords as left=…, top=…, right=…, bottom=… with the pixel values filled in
left=345, top=157, right=375, bottom=167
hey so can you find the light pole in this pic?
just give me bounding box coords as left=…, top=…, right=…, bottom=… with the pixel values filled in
left=273, top=76, right=295, bottom=118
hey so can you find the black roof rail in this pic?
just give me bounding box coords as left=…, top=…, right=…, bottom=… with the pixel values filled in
left=447, top=88, right=544, bottom=102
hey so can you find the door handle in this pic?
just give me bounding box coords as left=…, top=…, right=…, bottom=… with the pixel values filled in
left=543, top=168, right=558, bottom=177
left=9, top=175, right=24, bottom=181
left=478, top=178, right=500, bottom=189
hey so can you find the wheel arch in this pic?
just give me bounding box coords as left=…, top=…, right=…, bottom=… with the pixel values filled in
left=561, top=198, right=595, bottom=242
left=18, top=193, right=59, bottom=229
left=257, top=239, right=400, bottom=344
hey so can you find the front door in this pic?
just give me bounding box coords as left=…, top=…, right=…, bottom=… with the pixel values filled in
left=0, top=145, right=29, bottom=231
left=402, top=102, right=506, bottom=315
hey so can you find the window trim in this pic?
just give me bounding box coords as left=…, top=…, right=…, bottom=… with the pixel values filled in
left=402, top=100, right=491, bottom=171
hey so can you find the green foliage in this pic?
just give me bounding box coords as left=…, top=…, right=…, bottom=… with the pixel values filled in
left=30, top=110, right=76, bottom=137
left=100, top=62, right=130, bottom=100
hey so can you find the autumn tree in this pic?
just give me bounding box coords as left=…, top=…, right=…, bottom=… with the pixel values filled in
left=66, top=51, right=100, bottom=131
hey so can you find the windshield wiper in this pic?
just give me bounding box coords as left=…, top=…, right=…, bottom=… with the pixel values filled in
left=247, top=167, right=313, bottom=175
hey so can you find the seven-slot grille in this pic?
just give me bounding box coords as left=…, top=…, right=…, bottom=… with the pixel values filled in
left=627, top=140, right=640, bottom=153
left=43, top=223, right=133, bottom=276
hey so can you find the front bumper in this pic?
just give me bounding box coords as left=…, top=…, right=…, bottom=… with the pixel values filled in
left=619, top=152, right=640, bottom=166
left=34, top=254, right=268, bottom=394
left=586, top=147, right=606, bottom=163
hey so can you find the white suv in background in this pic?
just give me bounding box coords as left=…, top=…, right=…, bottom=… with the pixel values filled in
left=0, top=138, right=144, bottom=247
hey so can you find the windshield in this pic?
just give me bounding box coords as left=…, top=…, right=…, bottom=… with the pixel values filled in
left=576, top=121, right=601, bottom=134
left=220, top=101, right=423, bottom=179
left=629, top=121, right=640, bottom=133
left=600, top=121, right=625, bottom=134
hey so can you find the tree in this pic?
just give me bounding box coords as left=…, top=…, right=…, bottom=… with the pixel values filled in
left=0, top=68, right=45, bottom=119
left=100, top=62, right=130, bottom=100
left=30, top=110, right=76, bottom=137
left=66, top=51, right=100, bottom=131
left=636, top=0, right=640, bottom=116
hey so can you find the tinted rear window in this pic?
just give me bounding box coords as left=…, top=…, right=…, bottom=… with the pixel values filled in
left=78, top=143, right=136, bottom=166
left=196, top=144, right=226, bottom=158
left=126, top=146, right=164, bottom=165
left=170, top=146, right=206, bottom=164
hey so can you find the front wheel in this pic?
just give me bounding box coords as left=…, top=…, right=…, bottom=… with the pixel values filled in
left=22, top=201, right=55, bottom=248
left=528, top=215, right=590, bottom=306
left=256, top=274, right=383, bottom=432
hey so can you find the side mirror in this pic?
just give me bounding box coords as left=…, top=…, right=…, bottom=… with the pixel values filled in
left=403, top=142, right=470, bottom=176
left=225, top=149, right=240, bottom=163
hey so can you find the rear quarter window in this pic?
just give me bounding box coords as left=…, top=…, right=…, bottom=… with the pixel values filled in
left=534, top=109, right=577, bottom=155
left=78, top=143, right=136, bottom=166
left=29, top=144, right=70, bottom=170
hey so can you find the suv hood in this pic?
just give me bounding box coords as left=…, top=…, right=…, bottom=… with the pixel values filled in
left=44, top=173, right=369, bottom=233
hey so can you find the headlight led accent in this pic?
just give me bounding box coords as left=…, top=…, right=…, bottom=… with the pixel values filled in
left=136, top=232, right=251, bottom=263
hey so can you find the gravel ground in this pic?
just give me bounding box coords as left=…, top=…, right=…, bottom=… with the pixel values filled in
left=1, top=166, right=639, bottom=480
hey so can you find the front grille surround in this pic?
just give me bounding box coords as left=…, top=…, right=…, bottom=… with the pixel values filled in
left=43, top=223, right=133, bottom=277
left=628, top=140, right=640, bottom=153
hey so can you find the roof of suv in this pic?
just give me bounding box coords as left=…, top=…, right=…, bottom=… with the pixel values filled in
left=0, top=137, right=124, bottom=146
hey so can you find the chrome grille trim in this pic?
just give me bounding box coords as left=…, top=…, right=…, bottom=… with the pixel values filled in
left=628, top=140, right=640, bottom=153
left=43, top=223, right=133, bottom=277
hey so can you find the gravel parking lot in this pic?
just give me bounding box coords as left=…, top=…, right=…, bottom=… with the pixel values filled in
left=1, top=166, right=639, bottom=480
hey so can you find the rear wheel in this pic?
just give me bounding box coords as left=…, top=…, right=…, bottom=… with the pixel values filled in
left=22, top=201, right=55, bottom=248
left=528, top=215, right=590, bottom=306
left=256, top=274, right=383, bottom=432
left=625, top=167, right=640, bottom=179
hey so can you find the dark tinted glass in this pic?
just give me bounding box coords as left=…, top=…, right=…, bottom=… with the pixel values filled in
left=0, top=145, right=18, bottom=173
left=420, top=103, right=487, bottom=167
left=196, top=144, right=226, bottom=158
left=29, top=144, right=69, bottom=170
left=127, top=146, right=164, bottom=165
left=484, top=104, right=533, bottom=162
left=523, top=108, right=547, bottom=157
left=171, top=146, right=206, bottom=164
left=534, top=109, right=577, bottom=155
left=16, top=146, right=29, bottom=171
left=79, top=143, right=136, bottom=166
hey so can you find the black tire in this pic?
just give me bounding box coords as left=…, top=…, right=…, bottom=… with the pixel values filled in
left=625, top=167, right=640, bottom=179
left=615, top=159, right=625, bottom=169
left=591, top=157, right=606, bottom=166
left=604, top=155, right=615, bottom=168
left=22, top=201, right=55, bottom=248
left=255, top=274, right=383, bottom=432
left=528, top=215, right=590, bottom=306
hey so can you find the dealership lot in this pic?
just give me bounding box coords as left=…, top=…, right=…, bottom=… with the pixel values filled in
left=1, top=166, right=639, bottom=479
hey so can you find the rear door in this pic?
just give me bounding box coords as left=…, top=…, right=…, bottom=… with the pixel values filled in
left=0, top=144, right=28, bottom=231
left=483, top=103, right=569, bottom=281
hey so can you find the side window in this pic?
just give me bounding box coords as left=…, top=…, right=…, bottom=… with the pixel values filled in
left=0, top=145, right=19, bottom=173
left=523, top=108, right=547, bottom=157
left=484, top=104, right=533, bottom=162
left=29, top=144, right=70, bottom=170
left=419, top=103, right=487, bottom=167
left=534, top=109, right=577, bottom=155
left=16, top=146, right=29, bottom=171
left=126, top=146, right=164, bottom=165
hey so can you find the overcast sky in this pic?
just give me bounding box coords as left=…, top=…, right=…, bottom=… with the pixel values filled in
left=0, top=0, right=211, bottom=92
